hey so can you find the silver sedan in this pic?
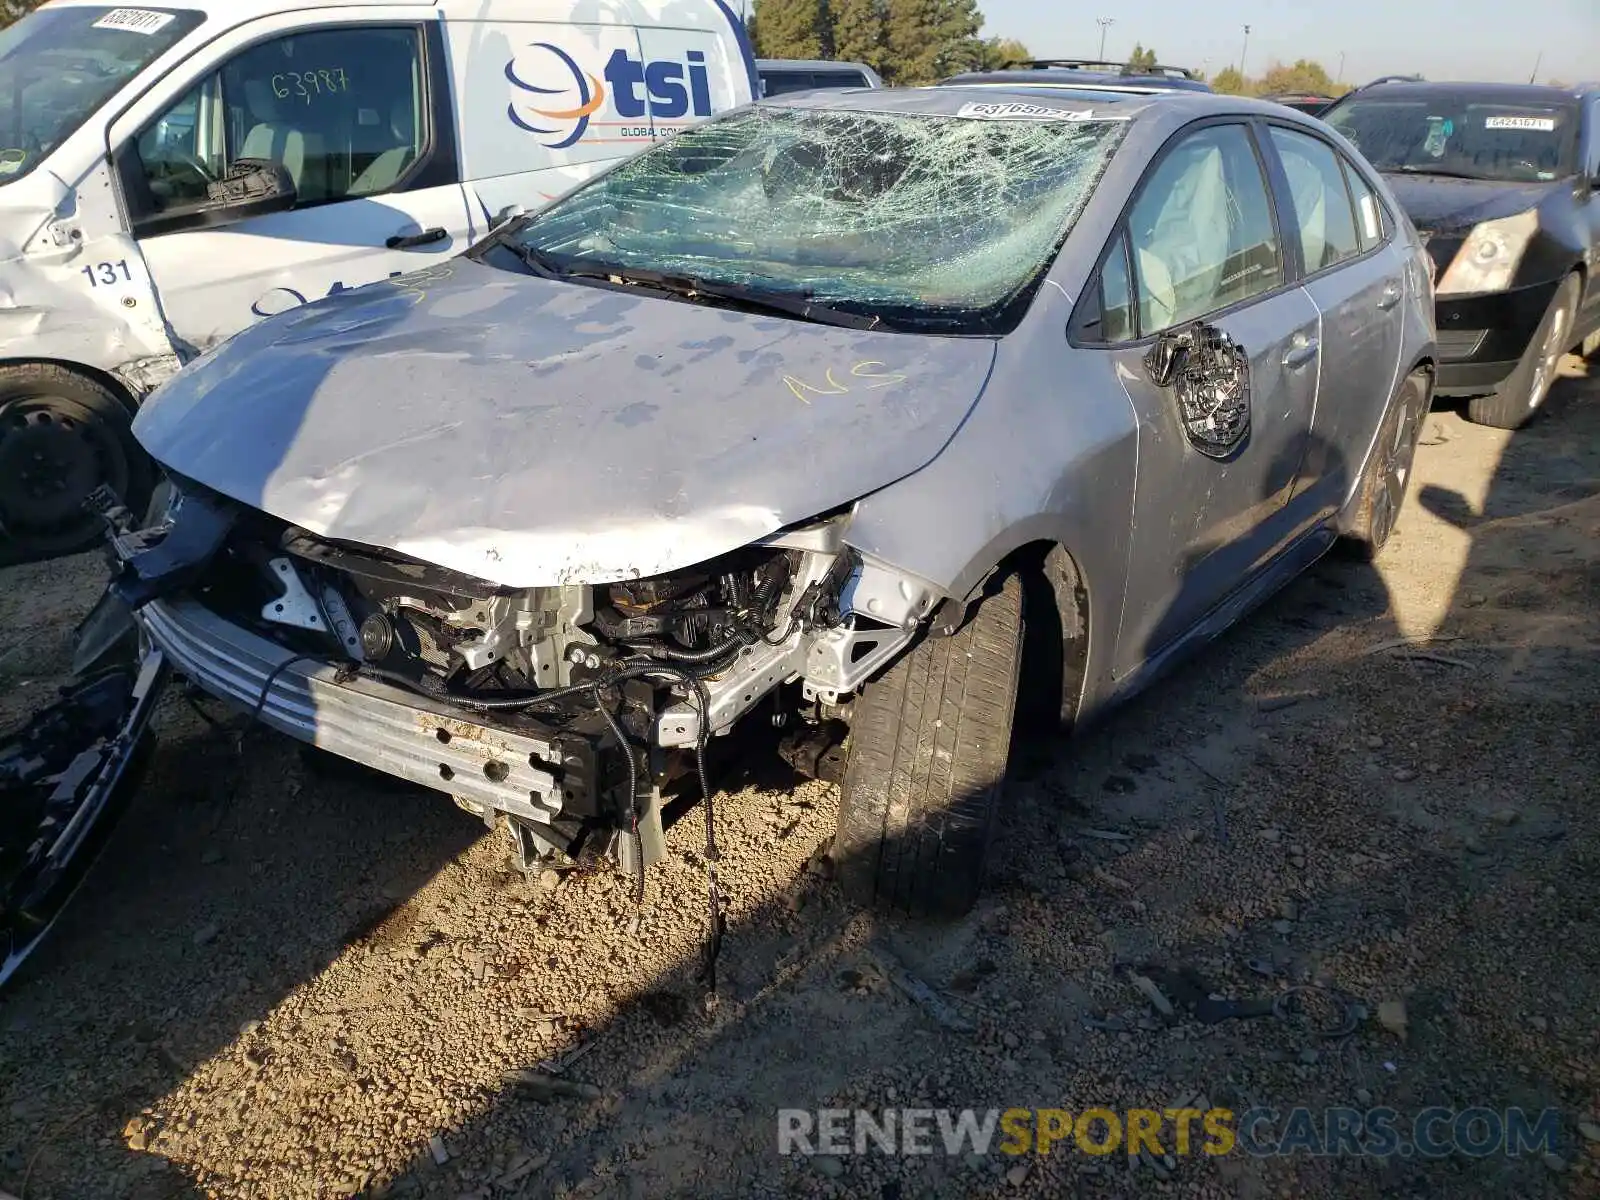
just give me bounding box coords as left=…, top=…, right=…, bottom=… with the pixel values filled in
left=82, top=84, right=1437, bottom=929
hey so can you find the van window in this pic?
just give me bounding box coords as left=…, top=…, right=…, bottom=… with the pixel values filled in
left=0, top=6, right=205, bottom=185
left=134, top=26, right=425, bottom=213
left=812, top=71, right=869, bottom=89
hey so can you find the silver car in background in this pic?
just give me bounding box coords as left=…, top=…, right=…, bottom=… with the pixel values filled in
left=78, top=85, right=1435, bottom=930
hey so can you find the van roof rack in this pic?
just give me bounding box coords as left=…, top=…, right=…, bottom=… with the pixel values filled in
left=1002, top=57, right=1201, bottom=81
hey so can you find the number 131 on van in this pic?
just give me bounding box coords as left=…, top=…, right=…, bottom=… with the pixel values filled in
left=83, top=260, right=134, bottom=287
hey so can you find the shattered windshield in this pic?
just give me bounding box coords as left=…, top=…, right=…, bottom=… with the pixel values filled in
left=0, top=6, right=203, bottom=185
left=1325, top=95, right=1579, bottom=183
left=499, top=104, right=1128, bottom=333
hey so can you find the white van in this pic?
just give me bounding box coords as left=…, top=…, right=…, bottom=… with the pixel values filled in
left=0, top=0, right=756, bottom=562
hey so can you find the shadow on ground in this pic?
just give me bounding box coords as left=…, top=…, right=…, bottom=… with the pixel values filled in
left=0, top=363, right=1596, bottom=1199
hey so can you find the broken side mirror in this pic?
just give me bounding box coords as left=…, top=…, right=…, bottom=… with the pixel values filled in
left=1142, top=320, right=1253, bottom=459
left=132, top=157, right=296, bottom=237
left=202, top=157, right=297, bottom=219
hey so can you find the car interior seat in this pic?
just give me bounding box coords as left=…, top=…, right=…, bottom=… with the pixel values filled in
left=350, top=96, right=419, bottom=196
left=239, top=78, right=327, bottom=202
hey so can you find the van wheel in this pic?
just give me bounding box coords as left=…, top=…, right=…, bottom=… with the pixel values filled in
left=1467, top=274, right=1579, bottom=430
left=0, top=365, right=150, bottom=563
left=833, top=571, right=1024, bottom=919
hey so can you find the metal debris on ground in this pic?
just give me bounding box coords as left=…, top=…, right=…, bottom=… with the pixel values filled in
left=505, top=1070, right=604, bottom=1102
left=1391, top=650, right=1477, bottom=669
left=1361, top=635, right=1463, bottom=657
left=871, top=943, right=975, bottom=1034
left=1126, top=970, right=1175, bottom=1018
left=1078, top=828, right=1133, bottom=842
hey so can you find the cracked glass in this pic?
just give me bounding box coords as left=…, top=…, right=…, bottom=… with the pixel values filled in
left=506, top=104, right=1129, bottom=333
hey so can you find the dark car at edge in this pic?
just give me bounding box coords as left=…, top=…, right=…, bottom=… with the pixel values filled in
left=1322, top=79, right=1600, bottom=427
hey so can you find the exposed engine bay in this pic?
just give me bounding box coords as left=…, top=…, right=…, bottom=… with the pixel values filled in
left=95, top=481, right=938, bottom=881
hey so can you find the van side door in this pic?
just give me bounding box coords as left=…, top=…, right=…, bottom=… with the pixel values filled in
left=107, top=12, right=475, bottom=355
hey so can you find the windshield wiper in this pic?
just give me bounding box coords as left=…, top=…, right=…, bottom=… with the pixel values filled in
left=566, top=265, right=886, bottom=331
left=1389, top=164, right=1492, bottom=181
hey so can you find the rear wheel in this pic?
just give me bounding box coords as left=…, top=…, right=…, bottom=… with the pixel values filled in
left=1344, top=369, right=1430, bottom=559
left=1467, top=274, right=1579, bottom=430
left=0, top=365, right=150, bottom=562
left=834, top=570, right=1024, bottom=919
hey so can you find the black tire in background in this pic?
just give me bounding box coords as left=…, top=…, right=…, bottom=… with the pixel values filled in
left=1467, top=274, right=1580, bottom=430
left=1343, top=368, right=1431, bottom=559
left=834, top=570, right=1025, bottom=919
left=0, top=364, right=151, bottom=564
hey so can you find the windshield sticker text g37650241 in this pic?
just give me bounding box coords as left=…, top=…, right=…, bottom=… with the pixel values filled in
left=91, top=9, right=177, bottom=35
left=955, top=101, right=1127, bottom=122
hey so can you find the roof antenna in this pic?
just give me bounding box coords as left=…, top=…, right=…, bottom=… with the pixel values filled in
left=1528, top=50, right=1542, bottom=85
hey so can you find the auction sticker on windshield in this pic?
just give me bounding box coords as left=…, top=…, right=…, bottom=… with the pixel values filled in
left=955, top=101, right=1126, bottom=122
left=1484, top=115, right=1557, bottom=131
left=91, top=8, right=177, bottom=34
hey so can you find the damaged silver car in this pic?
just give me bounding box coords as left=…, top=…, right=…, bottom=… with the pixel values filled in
left=60, top=85, right=1435, bottom=932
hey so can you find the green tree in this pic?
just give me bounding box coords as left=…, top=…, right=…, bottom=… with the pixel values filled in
left=751, top=0, right=832, bottom=60
left=1209, top=66, right=1251, bottom=95
left=830, top=0, right=888, bottom=69
left=978, top=36, right=1032, bottom=69
left=1, top=0, right=45, bottom=27
left=1126, top=43, right=1158, bottom=72
left=884, top=0, right=984, bottom=84
left=1258, top=59, right=1339, bottom=96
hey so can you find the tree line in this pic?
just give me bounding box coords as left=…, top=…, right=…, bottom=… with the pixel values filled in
left=749, top=0, right=1029, bottom=85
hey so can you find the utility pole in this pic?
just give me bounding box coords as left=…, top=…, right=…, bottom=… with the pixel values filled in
left=1096, top=17, right=1115, bottom=60
left=1528, top=50, right=1543, bottom=84
left=1239, top=24, right=1251, bottom=77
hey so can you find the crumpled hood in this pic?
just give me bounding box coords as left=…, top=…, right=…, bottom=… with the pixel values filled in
left=1382, top=174, right=1557, bottom=234
left=134, top=258, right=996, bottom=587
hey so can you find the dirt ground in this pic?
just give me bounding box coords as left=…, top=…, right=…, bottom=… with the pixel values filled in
left=1, top=361, right=1598, bottom=1200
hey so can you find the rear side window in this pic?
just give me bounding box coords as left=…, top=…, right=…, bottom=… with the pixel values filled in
left=1100, top=232, right=1134, bottom=341
left=760, top=71, right=814, bottom=97
left=1268, top=125, right=1360, bottom=273
left=1126, top=123, right=1283, bottom=335
left=1339, top=157, right=1385, bottom=248
left=812, top=71, right=868, bottom=89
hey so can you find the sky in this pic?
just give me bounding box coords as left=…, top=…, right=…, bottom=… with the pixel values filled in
left=979, top=0, right=1599, bottom=87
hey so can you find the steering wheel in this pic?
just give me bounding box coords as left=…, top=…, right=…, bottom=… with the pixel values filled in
left=171, top=150, right=217, bottom=185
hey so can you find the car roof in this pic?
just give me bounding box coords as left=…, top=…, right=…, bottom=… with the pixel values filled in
left=759, top=85, right=1304, bottom=125
left=757, top=59, right=877, bottom=74
left=942, top=68, right=1211, bottom=93
left=1338, top=80, right=1587, bottom=105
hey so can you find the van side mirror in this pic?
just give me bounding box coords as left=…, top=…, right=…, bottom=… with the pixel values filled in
left=131, top=157, right=297, bottom=237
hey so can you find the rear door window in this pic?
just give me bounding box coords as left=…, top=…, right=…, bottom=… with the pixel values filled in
left=1268, top=125, right=1361, bottom=273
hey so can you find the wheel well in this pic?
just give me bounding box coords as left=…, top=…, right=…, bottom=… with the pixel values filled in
left=0, top=358, right=139, bottom=417
left=1001, top=540, right=1090, bottom=735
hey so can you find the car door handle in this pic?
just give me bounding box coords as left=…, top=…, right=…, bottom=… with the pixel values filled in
left=1282, top=338, right=1320, bottom=369
left=1377, top=281, right=1402, bottom=310
left=385, top=227, right=448, bottom=250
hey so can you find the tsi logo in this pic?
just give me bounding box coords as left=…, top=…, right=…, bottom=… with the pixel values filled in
left=506, top=44, right=713, bottom=149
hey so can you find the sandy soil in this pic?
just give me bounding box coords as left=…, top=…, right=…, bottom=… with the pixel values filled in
left=1, top=360, right=1597, bottom=1200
